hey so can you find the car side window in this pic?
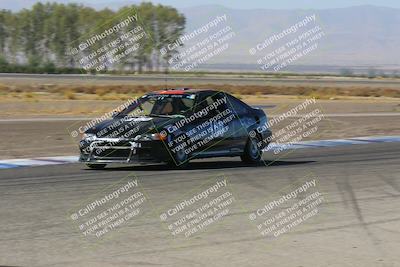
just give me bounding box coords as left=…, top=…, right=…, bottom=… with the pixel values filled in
left=227, top=95, right=249, bottom=116
left=211, top=92, right=229, bottom=113
left=194, top=94, right=209, bottom=113
left=194, top=92, right=231, bottom=118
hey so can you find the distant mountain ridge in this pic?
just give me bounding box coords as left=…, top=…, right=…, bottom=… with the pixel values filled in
left=180, top=5, right=400, bottom=67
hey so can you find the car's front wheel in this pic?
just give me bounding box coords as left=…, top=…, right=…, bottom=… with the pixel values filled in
left=167, top=148, right=189, bottom=168
left=241, top=136, right=262, bottom=164
left=86, top=163, right=107, bottom=169
left=167, top=136, right=190, bottom=168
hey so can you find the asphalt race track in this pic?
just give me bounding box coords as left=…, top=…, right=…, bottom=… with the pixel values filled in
left=0, top=142, right=399, bottom=267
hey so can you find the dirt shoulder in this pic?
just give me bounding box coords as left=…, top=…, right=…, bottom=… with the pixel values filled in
left=0, top=94, right=399, bottom=118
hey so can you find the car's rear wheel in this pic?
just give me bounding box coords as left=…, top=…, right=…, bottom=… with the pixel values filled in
left=86, top=163, right=107, bottom=169
left=241, top=136, right=262, bottom=164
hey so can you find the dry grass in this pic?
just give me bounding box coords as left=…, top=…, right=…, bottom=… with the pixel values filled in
left=24, top=92, right=35, bottom=98
left=0, top=83, right=399, bottom=101
left=63, top=90, right=76, bottom=100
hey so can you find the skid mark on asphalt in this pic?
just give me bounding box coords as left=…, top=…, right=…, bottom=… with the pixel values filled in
left=339, top=169, right=390, bottom=263
left=108, top=215, right=400, bottom=258
left=335, top=176, right=350, bottom=210
left=376, top=173, right=400, bottom=197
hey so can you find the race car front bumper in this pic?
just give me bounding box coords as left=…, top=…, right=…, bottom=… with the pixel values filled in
left=79, top=138, right=170, bottom=164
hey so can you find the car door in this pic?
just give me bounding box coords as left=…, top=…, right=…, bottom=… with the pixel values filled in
left=188, top=92, right=230, bottom=155
left=225, top=94, right=255, bottom=151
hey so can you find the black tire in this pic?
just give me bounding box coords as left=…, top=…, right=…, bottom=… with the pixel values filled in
left=167, top=148, right=189, bottom=168
left=86, top=163, right=107, bottom=169
left=241, top=136, right=262, bottom=164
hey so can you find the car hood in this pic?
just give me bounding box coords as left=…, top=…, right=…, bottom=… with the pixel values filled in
left=85, top=116, right=180, bottom=139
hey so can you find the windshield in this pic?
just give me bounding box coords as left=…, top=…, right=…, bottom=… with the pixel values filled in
left=117, top=94, right=197, bottom=117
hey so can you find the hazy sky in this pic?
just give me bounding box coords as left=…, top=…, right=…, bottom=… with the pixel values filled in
left=4, top=0, right=400, bottom=11
left=129, top=0, right=400, bottom=9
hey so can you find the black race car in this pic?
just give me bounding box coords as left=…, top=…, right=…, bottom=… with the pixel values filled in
left=79, top=88, right=272, bottom=169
